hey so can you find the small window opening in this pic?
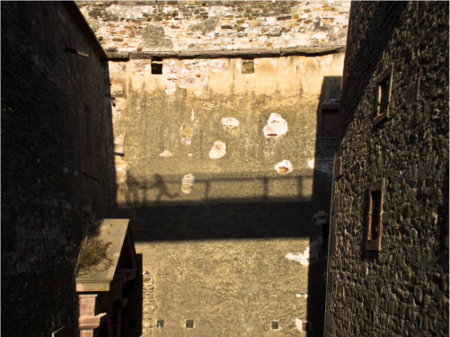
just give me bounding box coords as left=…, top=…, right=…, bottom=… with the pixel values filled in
left=156, top=320, right=164, bottom=328
left=128, top=319, right=136, bottom=328
left=374, top=65, right=393, bottom=124
left=377, top=75, right=391, bottom=115
left=186, top=320, right=194, bottom=328
left=368, top=190, right=381, bottom=241
left=271, top=321, right=279, bottom=330
left=367, top=179, right=384, bottom=251
left=242, top=58, right=254, bottom=74
left=152, top=57, right=163, bottom=75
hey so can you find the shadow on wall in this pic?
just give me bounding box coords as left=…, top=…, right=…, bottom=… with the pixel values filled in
left=111, top=75, right=341, bottom=337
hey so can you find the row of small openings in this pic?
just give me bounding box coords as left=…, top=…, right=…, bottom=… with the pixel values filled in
left=150, top=58, right=255, bottom=75
left=128, top=319, right=193, bottom=328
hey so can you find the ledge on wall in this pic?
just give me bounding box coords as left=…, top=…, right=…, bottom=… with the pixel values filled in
left=106, top=45, right=346, bottom=61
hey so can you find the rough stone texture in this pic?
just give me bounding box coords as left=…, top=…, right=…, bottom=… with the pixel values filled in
left=325, top=2, right=449, bottom=337
left=77, top=0, right=350, bottom=53
left=107, top=52, right=343, bottom=336
left=1, top=3, right=112, bottom=336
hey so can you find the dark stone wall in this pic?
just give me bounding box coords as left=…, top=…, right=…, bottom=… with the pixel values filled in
left=1, top=2, right=112, bottom=336
left=325, top=2, right=449, bottom=336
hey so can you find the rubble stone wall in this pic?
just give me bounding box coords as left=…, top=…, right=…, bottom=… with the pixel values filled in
left=78, top=0, right=350, bottom=53
left=1, top=3, right=112, bottom=336
left=325, top=2, right=449, bottom=336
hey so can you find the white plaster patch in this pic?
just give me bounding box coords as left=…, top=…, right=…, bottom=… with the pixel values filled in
left=285, top=236, right=323, bottom=267
left=209, top=141, right=226, bottom=159
left=165, top=89, right=176, bottom=95
left=295, top=318, right=303, bottom=332
left=159, top=151, right=172, bottom=157
left=191, top=109, right=195, bottom=121
left=263, top=113, right=288, bottom=138
left=296, top=293, right=309, bottom=298
left=221, top=117, right=239, bottom=130
left=275, top=160, right=293, bottom=174
left=181, top=174, right=195, bottom=194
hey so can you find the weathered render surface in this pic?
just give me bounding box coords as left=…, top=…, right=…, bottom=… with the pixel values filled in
left=1, top=3, right=112, bottom=336
left=78, top=0, right=350, bottom=53
left=106, top=49, right=344, bottom=335
left=325, top=2, right=449, bottom=337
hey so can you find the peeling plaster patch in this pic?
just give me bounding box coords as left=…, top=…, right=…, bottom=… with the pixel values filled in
left=181, top=174, right=195, bottom=194
left=180, top=125, right=192, bottom=145
left=221, top=117, right=239, bottom=130
left=159, top=151, right=172, bottom=157
left=263, top=113, right=288, bottom=138
left=285, top=236, right=323, bottom=267
left=295, top=318, right=311, bottom=332
left=296, top=293, right=309, bottom=298
left=209, top=141, right=226, bottom=159
left=275, top=160, right=293, bottom=174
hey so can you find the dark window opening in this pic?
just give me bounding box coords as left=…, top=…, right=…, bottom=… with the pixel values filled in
left=186, top=320, right=194, bottom=328
left=271, top=321, right=279, bottom=330
left=367, top=179, right=384, bottom=251
left=128, top=319, right=136, bottom=328
left=374, top=65, right=393, bottom=124
left=378, top=75, right=391, bottom=115
left=152, top=58, right=163, bottom=75
left=369, top=190, right=381, bottom=241
left=242, top=58, right=254, bottom=74
left=156, top=320, right=164, bottom=328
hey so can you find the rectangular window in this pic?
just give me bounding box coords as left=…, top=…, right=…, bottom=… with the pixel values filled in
left=374, top=65, right=393, bottom=125
left=367, top=179, right=385, bottom=251
left=242, top=58, right=254, bottom=74
left=334, top=156, right=342, bottom=180
left=151, top=58, right=163, bottom=74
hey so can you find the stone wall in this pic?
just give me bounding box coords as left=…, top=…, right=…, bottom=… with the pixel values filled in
left=325, top=2, right=449, bottom=336
left=108, top=54, right=343, bottom=206
left=1, top=3, right=112, bottom=336
left=106, top=49, right=344, bottom=335
left=77, top=0, right=350, bottom=53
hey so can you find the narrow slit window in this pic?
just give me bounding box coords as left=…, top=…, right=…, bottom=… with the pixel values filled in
left=378, top=76, right=390, bottom=115
left=152, top=58, right=163, bottom=75
left=242, top=58, right=254, bottom=74
left=374, top=65, right=393, bottom=124
left=186, top=320, right=194, bottom=328
left=367, top=179, right=385, bottom=251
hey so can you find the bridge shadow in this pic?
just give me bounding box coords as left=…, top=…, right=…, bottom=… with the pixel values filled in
left=109, top=76, right=341, bottom=336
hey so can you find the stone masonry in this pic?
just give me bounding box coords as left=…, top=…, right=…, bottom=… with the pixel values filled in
left=78, top=0, right=350, bottom=53
left=325, top=2, right=449, bottom=337
left=1, top=3, right=112, bottom=336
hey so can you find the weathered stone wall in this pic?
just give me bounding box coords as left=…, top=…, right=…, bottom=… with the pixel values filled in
left=325, top=2, right=449, bottom=336
left=109, top=54, right=343, bottom=205
left=107, top=51, right=344, bottom=335
left=78, top=0, right=350, bottom=53
left=1, top=3, right=112, bottom=336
